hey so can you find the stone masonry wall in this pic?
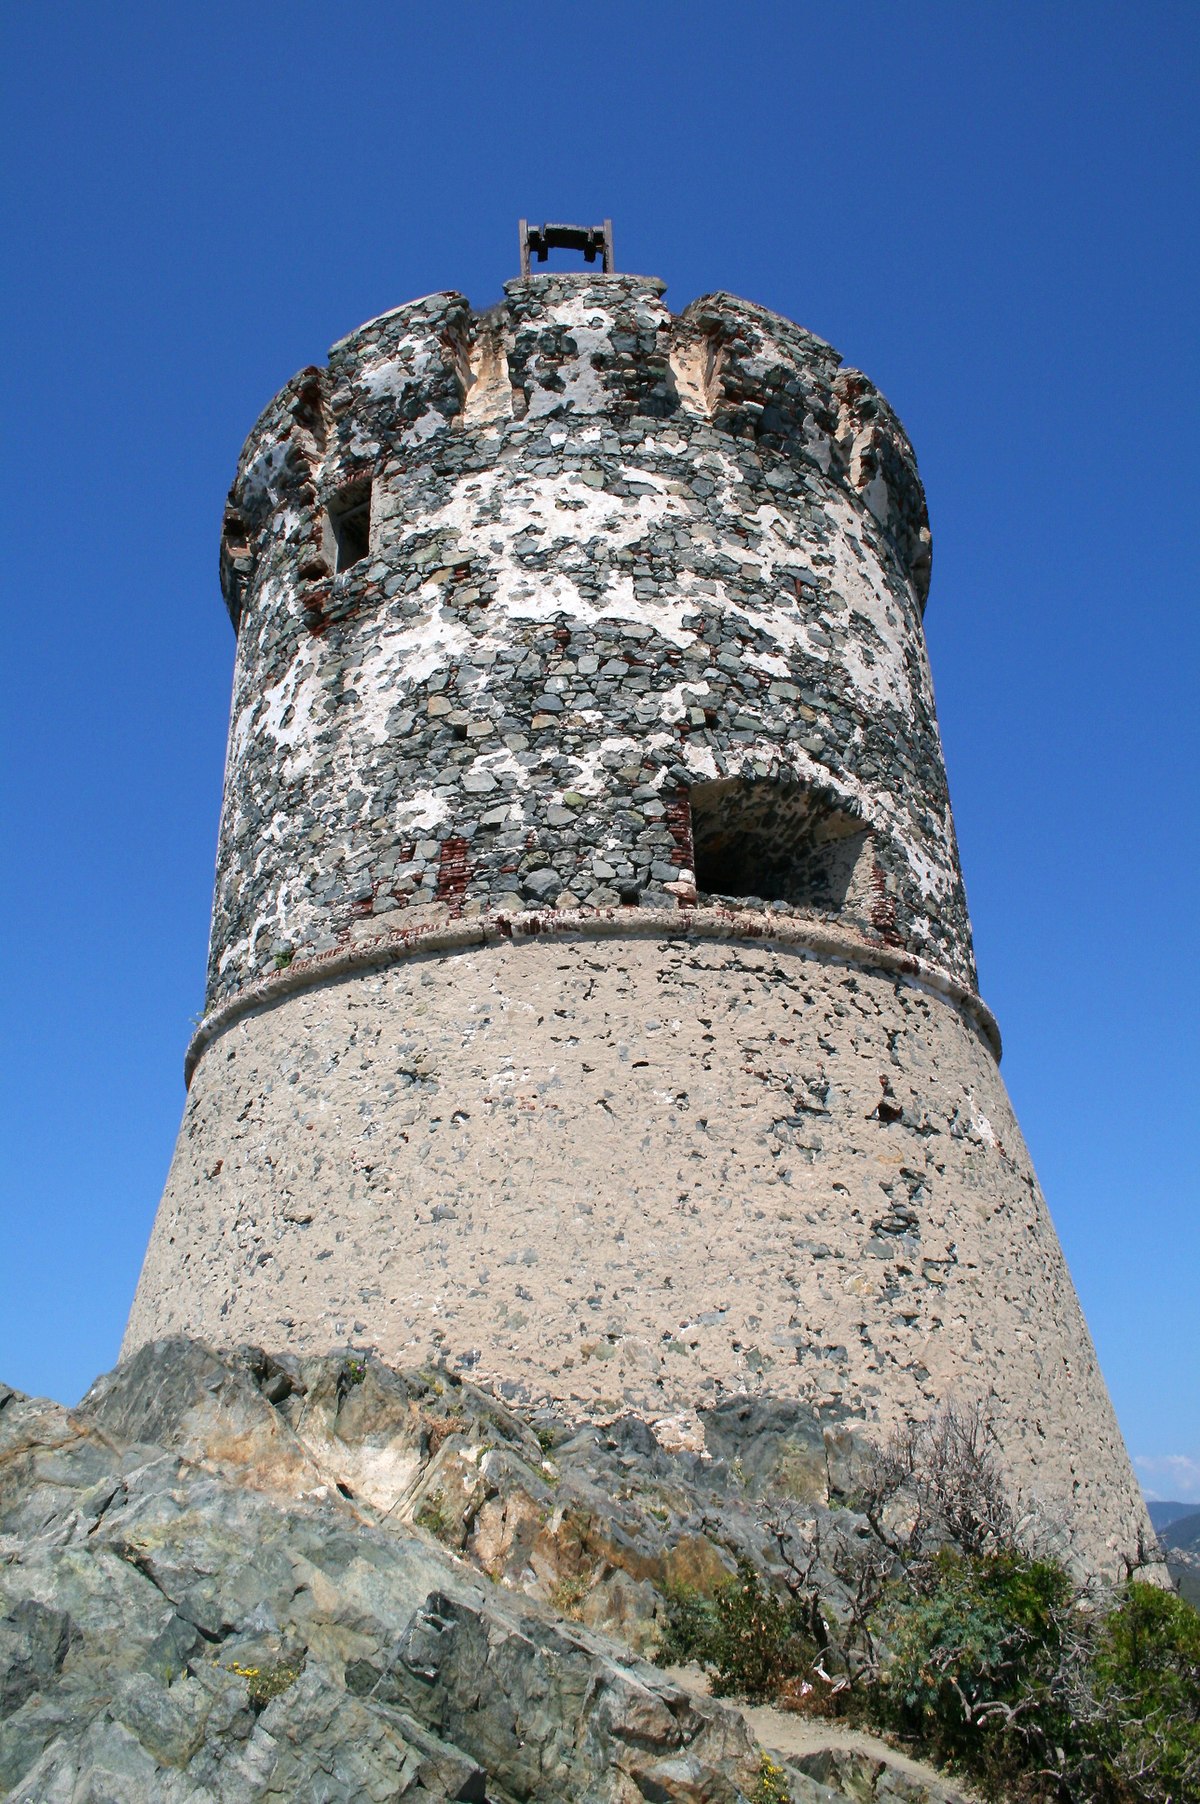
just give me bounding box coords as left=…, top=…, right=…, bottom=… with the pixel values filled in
left=208, top=275, right=971, bottom=1014
left=126, top=933, right=1148, bottom=1579
left=124, top=272, right=1152, bottom=1583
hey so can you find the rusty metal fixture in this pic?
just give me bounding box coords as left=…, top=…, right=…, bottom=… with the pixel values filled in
left=519, top=218, right=614, bottom=276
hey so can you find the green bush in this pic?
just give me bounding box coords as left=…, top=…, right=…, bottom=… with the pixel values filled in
left=855, top=1555, right=1198, bottom=1802
left=227, top=1656, right=304, bottom=1710
left=1090, top=1582, right=1200, bottom=1802
left=750, top=1752, right=792, bottom=1803
left=875, top=1548, right=1077, bottom=1793
left=658, top=1556, right=1200, bottom=1802
left=707, top=1561, right=816, bottom=1700
left=657, top=1561, right=815, bottom=1701
left=652, top=1397, right=1200, bottom=1802
left=656, top=1584, right=718, bottom=1668
left=414, top=1491, right=452, bottom=1541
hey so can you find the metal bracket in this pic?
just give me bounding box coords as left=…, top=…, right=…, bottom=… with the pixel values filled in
left=518, top=219, right=615, bottom=278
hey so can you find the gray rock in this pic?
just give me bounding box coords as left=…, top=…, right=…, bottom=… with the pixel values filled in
left=0, top=1340, right=975, bottom=1801
left=0, top=1343, right=766, bottom=1801
left=520, top=867, right=561, bottom=901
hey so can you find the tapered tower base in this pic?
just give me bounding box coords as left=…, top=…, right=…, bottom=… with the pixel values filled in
left=127, top=918, right=1148, bottom=1578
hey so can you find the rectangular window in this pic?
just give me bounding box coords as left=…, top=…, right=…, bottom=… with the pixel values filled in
left=689, top=777, right=871, bottom=914
left=325, top=480, right=372, bottom=573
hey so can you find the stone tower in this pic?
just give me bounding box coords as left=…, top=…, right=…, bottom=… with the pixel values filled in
left=125, top=242, right=1149, bottom=1576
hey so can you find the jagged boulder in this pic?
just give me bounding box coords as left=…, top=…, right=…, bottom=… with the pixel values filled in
left=0, top=1342, right=971, bottom=1802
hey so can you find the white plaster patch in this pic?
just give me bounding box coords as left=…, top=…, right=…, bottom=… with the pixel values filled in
left=397, top=788, right=450, bottom=834
left=526, top=299, right=617, bottom=417
left=861, top=469, right=890, bottom=525
left=743, top=650, right=790, bottom=680
left=803, top=415, right=833, bottom=472
left=358, top=352, right=417, bottom=401
left=353, top=610, right=474, bottom=741
left=401, top=407, right=447, bottom=446
left=677, top=741, right=720, bottom=781
left=555, top=735, right=639, bottom=796
left=967, top=1099, right=998, bottom=1148
left=653, top=679, right=705, bottom=725
left=255, top=662, right=323, bottom=775
left=241, top=440, right=292, bottom=509
left=395, top=467, right=704, bottom=647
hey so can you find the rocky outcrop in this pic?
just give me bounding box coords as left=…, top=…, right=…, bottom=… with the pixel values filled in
left=0, top=1340, right=974, bottom=1802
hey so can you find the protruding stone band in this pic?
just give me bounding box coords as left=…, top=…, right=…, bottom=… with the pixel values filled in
left=184, top=906, right=1002, bottom=1087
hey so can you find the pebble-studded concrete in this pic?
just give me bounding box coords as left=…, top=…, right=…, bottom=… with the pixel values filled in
left=126, top=935, right=1149, bottom=1579
left=208, top=275, right=969, bottom=1009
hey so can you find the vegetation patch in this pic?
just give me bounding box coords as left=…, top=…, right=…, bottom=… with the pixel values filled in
left=659, top=1562, right=817, bottom=1702
left=228, top=1657, right=305, bottom=1711
left=414, top=1491, right=453, bottom=1541
left=549, top=1573, right=591, bottom=1621
left=655, top=1403, right=1198, bottom=1802
left=750, top=1751, right=791, bottom=1803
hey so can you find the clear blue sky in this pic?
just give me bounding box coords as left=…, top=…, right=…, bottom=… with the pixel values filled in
left=3, top=2, right=1196, bottom=1498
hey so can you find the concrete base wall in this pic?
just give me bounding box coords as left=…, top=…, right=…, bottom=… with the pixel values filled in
left=126, top=928, right=1148, bottom=1577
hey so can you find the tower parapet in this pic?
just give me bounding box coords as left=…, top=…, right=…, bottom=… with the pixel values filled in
left=127, top=267, right=1150, bottom=1580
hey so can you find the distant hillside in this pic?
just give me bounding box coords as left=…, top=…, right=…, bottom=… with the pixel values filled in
left=1146, top=1499, right=1199, bottom=1532
left=1151, top=1512, right=1200, bottom=1609
left=1160, top=1510, right=1200, bottom=1554
left=1144, top=1504, right=1200, bottom=1606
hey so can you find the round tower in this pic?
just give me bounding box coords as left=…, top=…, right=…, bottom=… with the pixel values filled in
left=126, top=262, right=1149, bottom=1576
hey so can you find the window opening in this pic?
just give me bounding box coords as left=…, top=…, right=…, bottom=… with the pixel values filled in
left=689, top=778, right=870, bottom=914
left=326, top=480, right=372, bottom=573
left=219, top=507, right=253, bottom=626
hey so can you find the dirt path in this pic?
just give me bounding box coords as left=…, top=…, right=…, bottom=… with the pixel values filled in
left=662, top=1666, right=981, bottom=1802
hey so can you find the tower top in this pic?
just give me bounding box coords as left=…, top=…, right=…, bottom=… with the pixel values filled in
left=208, top=276, right=966, bottom=1025
left=518, top=217, right=614, bottom=276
